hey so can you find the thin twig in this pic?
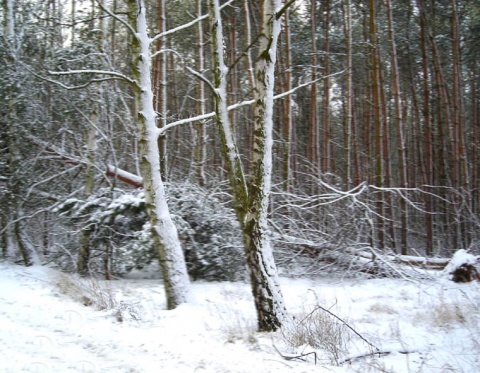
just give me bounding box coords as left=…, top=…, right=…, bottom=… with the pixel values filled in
left=272, top=342, right=317, bottom=365
left=303, top=305, right=379, bottom=352
left=339, top=349, right=417, bottom=365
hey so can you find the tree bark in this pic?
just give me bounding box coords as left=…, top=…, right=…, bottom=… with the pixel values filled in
left=385, top=0, right=408, bottom=254
left=127, top=0, right=190, bottom=309
left=193, top=0, right=207, bottom=186
left=208, top=0, right=287, bottom=332
left=154, top=0, right=169, bottom=181
left=308, top=0, right=319, bottom=172
left=76, top=111, right=98, bottom=276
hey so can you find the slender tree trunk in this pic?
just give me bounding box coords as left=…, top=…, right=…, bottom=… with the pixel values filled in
left=127, top=0, right=190, bottom=309
left=369, top=0, right=384, bottom=249
left=76, top=111, right=98, bottom=276
left=282, top=7, right=293, bottom=193
left=154, top=0, right=168, bottom=181
left=417, top=0, right=434, bottom=256
left=322, top=0, right=331, bottom=173
left=385, top=0, right=408, bottom=254
left=243, top=0, right=255, bottom=175
left=343, top=0, right=355, bottom=188
left=308, top=0, right=319, bottom=171
left=193, top=0, right=207, bottom=186
left=71, top=0, right=76, bottom=44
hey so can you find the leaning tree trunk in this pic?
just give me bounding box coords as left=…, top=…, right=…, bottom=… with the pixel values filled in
left=127, top=0, right=190, bottom=309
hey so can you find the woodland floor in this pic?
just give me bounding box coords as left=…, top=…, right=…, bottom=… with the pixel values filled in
left=0, top=262, right=479, bottom=372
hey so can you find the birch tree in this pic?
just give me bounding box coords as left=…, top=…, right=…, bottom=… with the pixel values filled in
left=126, top=0, right=190, bottom=309
left=208, top=0, right=290, bottom=332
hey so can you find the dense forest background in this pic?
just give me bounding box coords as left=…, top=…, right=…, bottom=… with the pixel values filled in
left=1, top=0, right=479, bottom=279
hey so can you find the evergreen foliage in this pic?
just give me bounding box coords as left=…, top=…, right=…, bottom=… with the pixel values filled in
left=54, top=183, right=244, bottom=281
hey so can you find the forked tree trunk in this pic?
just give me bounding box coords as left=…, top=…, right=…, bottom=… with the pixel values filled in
left=208, top=0, right=287, bottom=332
left=127, top=0, right=190, bottom=309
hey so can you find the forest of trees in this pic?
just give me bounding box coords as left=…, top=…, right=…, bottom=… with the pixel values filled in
left=1, top=0, right=479, bottom=330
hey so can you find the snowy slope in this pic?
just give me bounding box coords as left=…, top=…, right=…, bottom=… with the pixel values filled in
left=0, top=263, right=479, bottom=372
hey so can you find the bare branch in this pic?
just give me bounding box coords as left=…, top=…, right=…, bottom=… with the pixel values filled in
left=274, top=70, right=345, bottom=101
left=150, top=0, right=235, bottom=44
left=95, top=0, right=137, bottom=37
left=185, top=66, right=216, bottom=94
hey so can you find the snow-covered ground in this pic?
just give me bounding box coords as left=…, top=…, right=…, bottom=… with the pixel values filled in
left=1, top=263, right=479, bottom=372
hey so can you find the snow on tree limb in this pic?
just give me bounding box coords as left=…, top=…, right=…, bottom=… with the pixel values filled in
left=48, top=69, right=138, bottom=87
left=106, top=166, right=143, bottom=188
left=95, top=0, right=137, bottom=37
left=150, top=0, right=235, bottom=44
left=27, top=135, right=144, bottom=188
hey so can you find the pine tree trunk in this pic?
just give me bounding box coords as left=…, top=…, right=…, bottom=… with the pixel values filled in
left=385, top=0, right=408, bottom=254
left=154, top=0, right=168, bottom=181
left=417, top=0, right=434, bottom=256
left=282, top=7, right=293, bottom=193
left=369, top=0, right=384, bottom=249
left=77, top=111, right=98, bottom=276
left=193, top=0, right=207, bottom=186
left=308, top=0, right=319, bottom=172
left=322, top=0, right=331, bottom=173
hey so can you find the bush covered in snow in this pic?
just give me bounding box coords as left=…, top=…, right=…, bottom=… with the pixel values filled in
left=444, top=249, right=480, bottom=282
left=167, top=182, right=245, bottom=281
left=53, top=182, right=245, bottom=281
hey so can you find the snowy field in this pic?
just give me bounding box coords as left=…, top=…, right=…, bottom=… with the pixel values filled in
left=1, top=263, right=479, bottom=372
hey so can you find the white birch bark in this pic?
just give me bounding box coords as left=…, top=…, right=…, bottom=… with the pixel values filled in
left=128, top=0, right=189, bottom=309
left=246, top=0, right=287, bottom=332
left=208, top=0, right=287, bottom=332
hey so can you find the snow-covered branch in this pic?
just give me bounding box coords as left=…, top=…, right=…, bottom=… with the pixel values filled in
left=185, top=66, right=216, bottom=94
left=150, top=0, right=235, bottom=44
left=48, top=69, right=138, bottom=87
left=158, top=111, right=216, bottom=136
left=161, top=73, right=344, bottom=137
left=95, top=0, right=137, bottom=37
left=274, top=70, right=345, bottom=101
left=151, top=48, right=183, bottom=60
left=106, top=165, right=143, bottom=188
left=27, top=135, right=143, bottom=189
